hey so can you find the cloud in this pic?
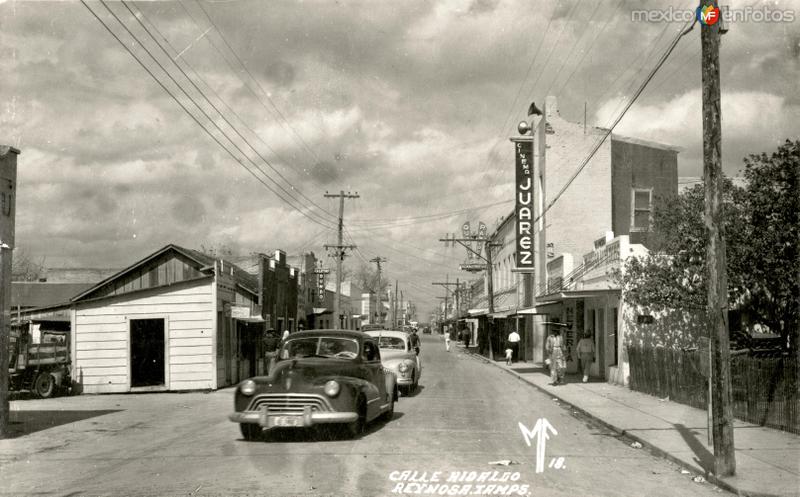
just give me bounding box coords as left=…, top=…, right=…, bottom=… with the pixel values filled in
left=595, top=88, right=797, bottom=175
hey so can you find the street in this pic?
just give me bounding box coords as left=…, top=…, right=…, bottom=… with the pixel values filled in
left=0, top=335, right=726, bottom=497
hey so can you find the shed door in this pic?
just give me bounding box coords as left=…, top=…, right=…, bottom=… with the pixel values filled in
left=131, top=318, right=165, bottom=387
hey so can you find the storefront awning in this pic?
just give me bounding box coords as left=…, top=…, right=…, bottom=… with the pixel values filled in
left=235, top=316, right=265, bottom=323
left=467, top=307, right=489, bottom=317
left=312, top=307, right=331, bottom=315
left=489, top=309, right=516, bottom=318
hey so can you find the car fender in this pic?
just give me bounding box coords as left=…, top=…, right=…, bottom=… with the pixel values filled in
left=339, top=377, right=381, bottom=419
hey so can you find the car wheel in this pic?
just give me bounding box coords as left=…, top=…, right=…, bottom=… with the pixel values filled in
left=344, top=397, right=366, bottom=438
left=34, top=372, right=55, bottom=399
left=240, top=423, right=261, bottom=441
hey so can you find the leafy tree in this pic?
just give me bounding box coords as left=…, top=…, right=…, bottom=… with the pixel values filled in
left=620, top=140, right=799, bottom=350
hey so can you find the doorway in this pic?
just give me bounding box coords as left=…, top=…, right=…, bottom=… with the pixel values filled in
left=130, top=318, right=165, bottom=387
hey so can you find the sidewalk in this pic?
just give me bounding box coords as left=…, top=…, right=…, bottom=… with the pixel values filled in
left=463, top=345, right=800, bottom=497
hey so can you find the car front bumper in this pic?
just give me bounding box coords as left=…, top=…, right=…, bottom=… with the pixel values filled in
left=395, top=375, right=414, bottom=385
left=229, top=407, right=358, bottom=428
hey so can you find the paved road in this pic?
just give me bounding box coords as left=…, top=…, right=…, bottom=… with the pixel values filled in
left=0, top=334, right=727, bottom=496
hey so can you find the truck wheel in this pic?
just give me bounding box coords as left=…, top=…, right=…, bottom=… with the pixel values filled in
left=34, top=372, right=55, bottom=399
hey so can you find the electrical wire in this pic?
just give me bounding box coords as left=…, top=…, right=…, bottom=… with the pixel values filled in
left=80, top=0, right=337, bottom=231
left=186, top=0, right=333, bottom=184
left=124, top=1, right=338, bottom=224
left=533, top=16, right=698, bottom=228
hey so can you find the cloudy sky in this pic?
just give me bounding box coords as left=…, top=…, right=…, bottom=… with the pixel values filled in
left=1, top=0, right=798, bottom=319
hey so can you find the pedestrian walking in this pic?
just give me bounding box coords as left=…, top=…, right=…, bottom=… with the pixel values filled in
left=507, top=329, right=521, bottom=363
left=545, top=328, right=567, bottom=385
left=505, top=346, right=513, bottom=365
left=409, top=329, right=421, bottom=356
left=463, top=327, right=471, bottom=350
left=444, top=329, right=451, bottom=352
left=576, top=331, right=595, bottom=383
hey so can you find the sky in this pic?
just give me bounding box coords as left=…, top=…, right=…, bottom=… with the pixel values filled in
left=1, top=0, right=798, bottom=320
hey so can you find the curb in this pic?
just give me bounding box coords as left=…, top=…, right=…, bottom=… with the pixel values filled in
left=463, top=349, right=779, bottom=497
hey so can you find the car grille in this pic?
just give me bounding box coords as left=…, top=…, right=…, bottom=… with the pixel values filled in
left=247, top=394, right=333, bottom=414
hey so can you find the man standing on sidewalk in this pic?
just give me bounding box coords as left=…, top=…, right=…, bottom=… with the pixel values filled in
left=507, top=329, right=521, bottom=363
left=576, top=331, right=595, bottom=383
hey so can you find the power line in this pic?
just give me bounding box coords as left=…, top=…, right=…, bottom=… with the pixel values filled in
left=81, top=0, right=336, bottom=230
left=482, top=0, right=584, bottom=195
left=124, top=1, right=338, bottom=225
left=554, top=0, right=626, bottom=97
left=534, top=17, right=698, bottom=228
left=186, top=0, right=332, bottom=182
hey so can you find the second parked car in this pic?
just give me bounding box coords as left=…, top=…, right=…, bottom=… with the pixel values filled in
left=366, top=330, right=422, bottom=394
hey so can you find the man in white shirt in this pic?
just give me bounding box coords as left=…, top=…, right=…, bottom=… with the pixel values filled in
left=507, top=330, right=521, bottom=363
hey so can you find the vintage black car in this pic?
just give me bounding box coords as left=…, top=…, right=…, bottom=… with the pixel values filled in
left=229, top=329, right=398, bottom=440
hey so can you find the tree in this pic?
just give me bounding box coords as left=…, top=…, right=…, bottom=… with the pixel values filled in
left=12, top=248, right=46, bottom=282
left=620, top=140, right=799, bottom=350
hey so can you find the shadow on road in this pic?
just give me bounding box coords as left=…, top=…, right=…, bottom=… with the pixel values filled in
left=240, top=413, right=407, bottom=444
left=6, top=410, right=123, bottom=438
left=674, top=423, right=715, bottom=474
left=400, top=385, right=425, bottom=398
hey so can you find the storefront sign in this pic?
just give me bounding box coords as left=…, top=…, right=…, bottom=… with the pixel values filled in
left=230, top=305, right=251, bottom=319
left=513, top=138, right=534, bottom=270
left=314, top=266, right=330, bottom=305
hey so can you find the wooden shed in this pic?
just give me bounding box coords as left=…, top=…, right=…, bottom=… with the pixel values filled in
left=70, top=244, right=262, bottom=394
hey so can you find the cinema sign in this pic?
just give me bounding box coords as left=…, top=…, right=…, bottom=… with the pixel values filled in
left=512, top=137, right=534, bottom=270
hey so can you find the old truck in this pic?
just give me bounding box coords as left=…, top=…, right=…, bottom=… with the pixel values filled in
left=9, top=322, right=71, bottom=398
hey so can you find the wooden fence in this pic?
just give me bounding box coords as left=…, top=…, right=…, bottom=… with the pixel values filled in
left=627, top=346, right=799, bottom=434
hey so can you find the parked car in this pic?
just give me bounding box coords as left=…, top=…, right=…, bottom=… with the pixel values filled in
left=422, top=326, right=431, bottom=334
left=366, top=330, right=421, bottom=394
left=229, top=329, right=397, bottom=440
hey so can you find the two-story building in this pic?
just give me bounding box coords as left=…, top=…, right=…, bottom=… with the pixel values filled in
left=472, top=96, right=679, bottom=384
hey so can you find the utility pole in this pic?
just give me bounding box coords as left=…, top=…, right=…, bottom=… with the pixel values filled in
left=400, top=290, right=404, bottom=326
left=701, top=0, right=735, bottom=476
left=370, top=256, right=387, bottom=324
left=394, top=280, right=398, bottom=328
left=439, top=234, right=502, bottom=359
left=0, top=146, right=19, bottom=438
left=432, top=275, right=459, bottom=322
left=485, top=239, right=496, bottom=359
left=324, top=191, right=359, bottom=329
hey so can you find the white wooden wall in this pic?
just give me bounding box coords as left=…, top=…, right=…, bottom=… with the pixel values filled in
left=73, top=280, right=215, bottom=393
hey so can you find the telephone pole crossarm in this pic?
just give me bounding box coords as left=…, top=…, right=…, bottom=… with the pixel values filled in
left=323, top=190, right=360, bottom=329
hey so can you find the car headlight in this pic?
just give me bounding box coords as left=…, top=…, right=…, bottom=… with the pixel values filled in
left=239, top=379, right=256, bottom=396
left=398, top=362, right=409, bottom=373
left=324, top=380, right=340, bottom=397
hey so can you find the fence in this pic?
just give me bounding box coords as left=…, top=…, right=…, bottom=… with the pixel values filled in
left=627, top=346, right=799, bottom=434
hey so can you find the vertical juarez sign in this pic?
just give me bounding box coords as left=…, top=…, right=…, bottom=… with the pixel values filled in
left=513, top=138, right=534, bottom=269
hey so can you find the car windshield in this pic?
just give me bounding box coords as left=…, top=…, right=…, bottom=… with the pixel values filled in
left=377, top=336, right=406, bottom=350
left=280, top=337, right=359, bottom=359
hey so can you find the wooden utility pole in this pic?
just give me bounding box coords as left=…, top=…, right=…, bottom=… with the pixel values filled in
left=0, top=146, right=19, bottom=438
left=486, top=239, right=496, bottom=360
left=701, top=0, right=736, bottom=476
left=439, top=234, right=501, bottom=359
left=393, top=280, right=398, bottom=328
left=323, top=191, right=359, bottom=329
left=370, top=256, right=387, bottom=324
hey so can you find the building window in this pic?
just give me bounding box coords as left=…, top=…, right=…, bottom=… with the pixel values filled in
left=631, top=188, right=653, bottom=231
